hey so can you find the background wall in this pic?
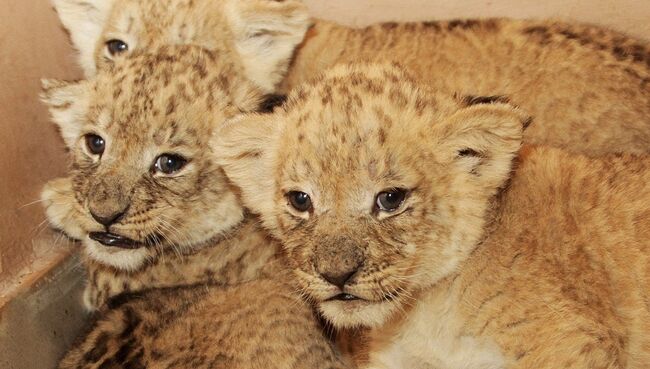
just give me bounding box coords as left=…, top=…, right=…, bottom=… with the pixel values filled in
left=0, top=1, right=81, bottom=305
left=1, top=0, right=649, bottom=305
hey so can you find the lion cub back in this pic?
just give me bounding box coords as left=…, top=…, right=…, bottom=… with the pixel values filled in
left=58, top=278, right=348, bottom=369
left=455, top=147, right=650, bottom=368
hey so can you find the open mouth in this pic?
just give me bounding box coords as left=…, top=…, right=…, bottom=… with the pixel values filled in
left=327, top=293, right=362, bottom=301
left=89, top=232, right=143, bottom=249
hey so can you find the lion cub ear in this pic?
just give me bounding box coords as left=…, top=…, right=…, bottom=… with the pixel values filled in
left=212, top=113, right=282, bottom=223
left=52, top=0, right=115, bottom=76
left=435, top=102, right=529, bottom=190
left=224, top=0, right=310, bottom=93
left=40, top=79, right=90, bottom=148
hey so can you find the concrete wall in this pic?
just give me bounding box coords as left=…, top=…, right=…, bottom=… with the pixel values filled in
left=0, top=256, right=87, bottom=369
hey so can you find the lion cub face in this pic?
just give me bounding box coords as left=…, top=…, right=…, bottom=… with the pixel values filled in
left=41, top=45, right=266, bottom=271
left=215, top=64, right=528, bottom=328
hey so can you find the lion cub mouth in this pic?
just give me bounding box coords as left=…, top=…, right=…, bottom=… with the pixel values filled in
left=89, top=232, right=143, bottom=249
left=328, top=293, right=361, bottom=301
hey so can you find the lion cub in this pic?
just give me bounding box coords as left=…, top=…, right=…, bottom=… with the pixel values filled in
left=41, top=44, right=284, bottom=311
left=215, top=64, right=650, bottom=368
left=43, top=45, right=346, bottom=369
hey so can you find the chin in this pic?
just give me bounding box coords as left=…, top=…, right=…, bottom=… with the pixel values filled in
left=84, top=238, right=152, bottom=271
left=317, top=298, right=400, bottom=329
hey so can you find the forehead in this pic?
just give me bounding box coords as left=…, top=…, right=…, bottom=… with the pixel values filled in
left=107, top=0, right=227, bottom=42
left=277, top=68, right=452, bottom=189
left=89, top=47, right=235, bottom=140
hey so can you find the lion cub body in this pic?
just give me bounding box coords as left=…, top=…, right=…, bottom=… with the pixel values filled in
left=286, top=19, right=650, bottom=155
left=59, top=278, right=347, bottom=369
left=364, top=148, right=650, bottom=369
left=216, top=64, right=650, bottom=368
left=55, top=0, right=650, bottom=154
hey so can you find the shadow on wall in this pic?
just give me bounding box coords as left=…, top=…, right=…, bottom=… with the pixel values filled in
left=0, top=255, right=88, bottom=369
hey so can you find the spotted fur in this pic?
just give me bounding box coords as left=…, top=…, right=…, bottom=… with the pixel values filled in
left=42, top=43, right=345, bottom=369
left=52, top=0, right=309, bottom=92
left=54, top=0, right=650, bottom=155
left=41, top=44, right=282, bottom=308
left=58, top=278, right=348, bottom=369
left=43, top=0, right=302, bottom=324
left=215, top=64, right=650, bottom=369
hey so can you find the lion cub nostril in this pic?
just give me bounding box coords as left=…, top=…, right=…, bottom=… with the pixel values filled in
left=321, top=269, right=357, bottom=289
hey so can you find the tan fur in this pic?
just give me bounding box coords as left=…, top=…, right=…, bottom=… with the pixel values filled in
left=215, top=64, right=650, bottom=368
left=284, top=18, right=650, bottom=155
left=41, top=44, right=274, bottom=308
left=42, top=43, right=346, bottom=369
left=54, top=0, right=650, bottom=155
left=58, top=278, right=347, bottom=369
left=52, top=0, right=309, bottom=92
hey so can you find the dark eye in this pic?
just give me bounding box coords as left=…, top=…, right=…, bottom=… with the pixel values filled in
left=154, top=154, right=187, bottom=175
left=375, top=188, right=408, bottom=212
left=287, top=191, right=312, bottom=212
left=85, top=134, right=105, bottom=155
left=106, top=39, right=128, bottom=56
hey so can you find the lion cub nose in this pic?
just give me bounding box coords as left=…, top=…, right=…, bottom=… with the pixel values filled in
left=316, top=235, right=364, bottom=289
left=90, top=209, right=126, bottom=227
left=88, top=177, right=132, bottom=228
left=321, top=269, right=357, bottom=289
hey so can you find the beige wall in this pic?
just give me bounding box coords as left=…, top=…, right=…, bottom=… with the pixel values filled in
left=0, top=0, right=649, bottom=304
left=0, top=1, right=81, bottom=303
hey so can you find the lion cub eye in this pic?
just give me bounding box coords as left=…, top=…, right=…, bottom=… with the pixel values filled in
left=375, top=188, right=408, bottom=212
left=286, top=191, right=312, bottom=212
left=106, top=39, right=128, bottom=56
left=154, top=154, right=187, bottom=175
left=85, top=134, right=105, bottom=156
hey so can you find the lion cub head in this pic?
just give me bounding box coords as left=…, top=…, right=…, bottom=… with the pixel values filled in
left=53, top=0, right=309, bottom=92
left=215, top=64, right=529, bottom=328
left=41, top=44, right=270, bottom=271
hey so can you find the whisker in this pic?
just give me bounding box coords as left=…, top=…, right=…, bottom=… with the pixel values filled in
left=17, top=198, right=49, bottom=210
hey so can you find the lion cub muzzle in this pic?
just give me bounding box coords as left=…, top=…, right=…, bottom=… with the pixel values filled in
left=87, top=175, right=134, bottom=227
left=314, top=235, right=364, bottom=293
left=86, top=175, right=143, bottom=249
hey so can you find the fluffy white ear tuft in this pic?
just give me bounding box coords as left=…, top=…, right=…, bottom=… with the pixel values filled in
left=211, top=113, right=282, bottom=228
left=435, top=103, right=528, bottom=190
left=52, top=0, right=115, bottom=76
left=41, top=79, right=89, bottom=148
left=225, top=0, right=311, bottom=93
